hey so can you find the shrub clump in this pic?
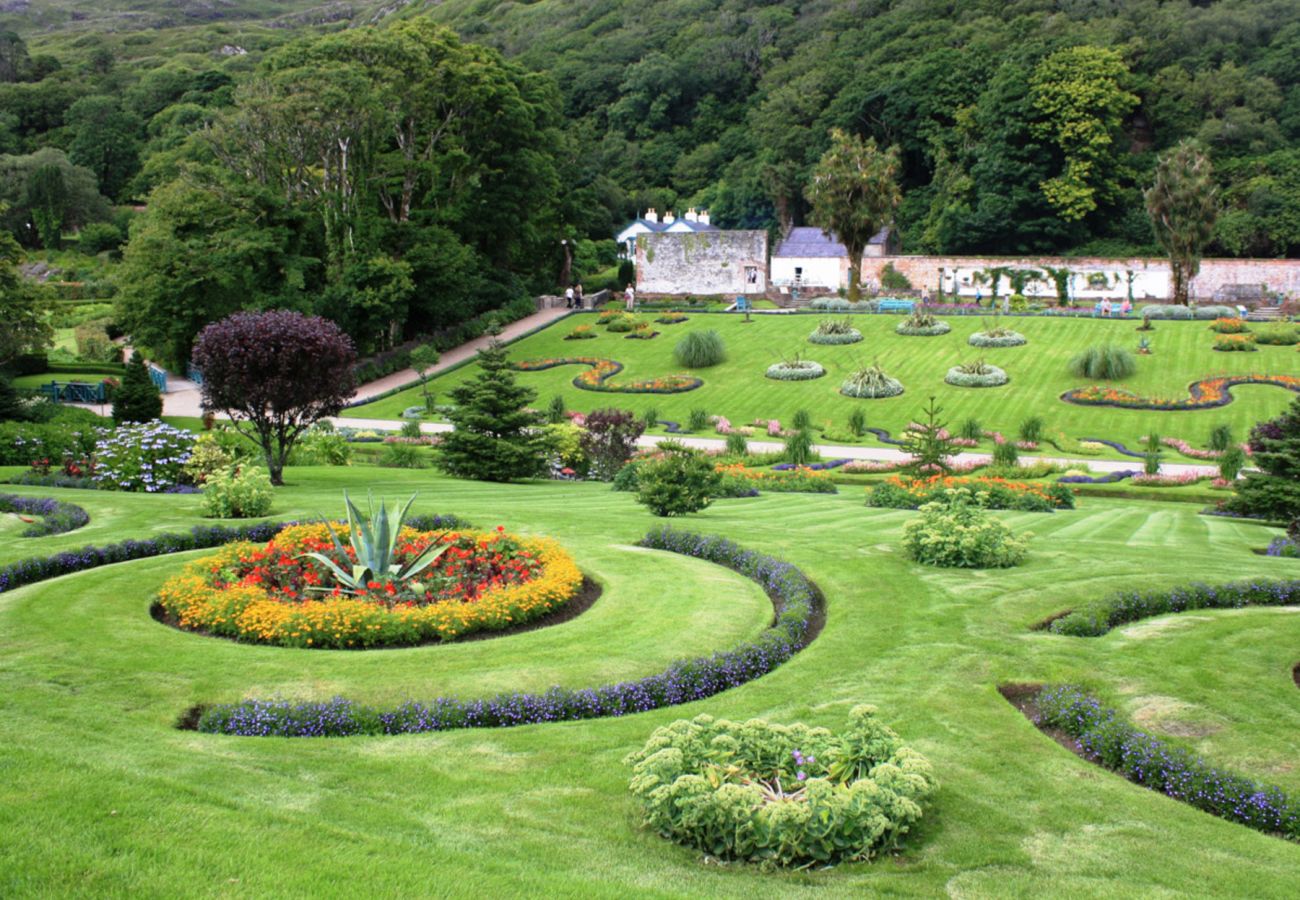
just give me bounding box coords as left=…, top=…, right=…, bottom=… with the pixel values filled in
left=808, top=318, right=863, bottom=344
left=1035, top=685, right=1299, bottom=839
left=1253, top=326, right=1299, bottom=346
left=605, top=315, right=638, bottom=333
left=1068, top=344, right=1137, bottom=380
left=944, top=359, right=1008, bottom=388
left=624, top=706, right=938, bottom=867
left=673, top=330, right=727, bottom=368
left=1212, top=333, right=1258, bottom=352
left=201, top=465, right=275, bottom=518
left=1209, top=317, right=1250, bottom=334
left=840, top=362, right=903, bottom=399
left=895, top=310, right=951, bottom=336
left=635, top=445, right=723, bottom=516
left=902, top=488, right=1029, bottom=567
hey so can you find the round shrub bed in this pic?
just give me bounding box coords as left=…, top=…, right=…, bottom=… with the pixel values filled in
left=157, top=523, right=582, bottom=648
left=194, top=529, right=823, bottom=736
left=968, top=330, right=1027, bottom=348
left=840, top=364, right=903, bottom=399
left=624, top=706, right=937, bottom=866
left=809, top=330, right=863, bottom=345
left=0, top=493, right=89, bottom=537
left=944, top=362, right=1008, bottom=388
left=765, top=359, right=826, bottom=381
left=896, top=322, right=950, bottom=336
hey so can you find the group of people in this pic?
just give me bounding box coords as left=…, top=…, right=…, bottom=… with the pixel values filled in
left=565, top=282, right=637, bottom=311
left=1097, top=297, right=1134, bottom=317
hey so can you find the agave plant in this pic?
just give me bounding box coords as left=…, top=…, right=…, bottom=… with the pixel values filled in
left=302, top=492, right=448, bottom=594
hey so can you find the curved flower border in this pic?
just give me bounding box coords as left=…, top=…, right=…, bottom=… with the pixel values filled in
left=0, top=493, right=90, bottom=537
left=195, top=529, right=822, bottom=737
left=514, top=357, right=703, bottom=394
left=1062, top=374, right=1300, bottom=411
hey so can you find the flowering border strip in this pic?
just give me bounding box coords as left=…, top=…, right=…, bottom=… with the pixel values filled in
left=0, top=494, right=90, bottom=537
left=513, top=357, right=702, bottom=394
left=0, top=515, right=466, bottom=597
left=1012, top=684, right=1299, bottom=841
left=1056, top=470, right=1139, bottom=485
left=194, top=529, right=822, bottom=737
left=1062, top=374, right=1300, bottom=411
left=1048, top=578, right=1300, bottom=636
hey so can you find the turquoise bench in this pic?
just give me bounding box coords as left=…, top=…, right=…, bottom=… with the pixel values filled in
left=878, top=298, right=915, bottom=314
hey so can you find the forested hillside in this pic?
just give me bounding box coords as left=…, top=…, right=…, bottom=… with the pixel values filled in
left=414, top=0, right=1300, bottom=258
left=2, top=0, right=1298, bottom=372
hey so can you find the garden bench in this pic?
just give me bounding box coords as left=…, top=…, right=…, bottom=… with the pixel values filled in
left=878, top=298, right=915, bottom=314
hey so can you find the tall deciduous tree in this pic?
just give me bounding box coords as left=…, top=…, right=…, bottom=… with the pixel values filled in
left=0, top=205, right=51, bottom=366
left=192, top=311, right=357, bottom=485
left=66, top=96, right=142, bottom=201
left=1030, top=46, right=1137, bottom=222
left=438, top=333, right=544, bottom=483
left=805, top=129, right=901, bottom=301
left=1145, top=140, right=1217, bottom=306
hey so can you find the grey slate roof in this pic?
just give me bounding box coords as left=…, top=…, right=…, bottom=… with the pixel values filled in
left=623, top=218, right=720, bottom=234
left=774, top=226, right=890, bottom=258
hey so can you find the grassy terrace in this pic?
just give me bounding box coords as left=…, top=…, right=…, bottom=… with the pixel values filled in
left=1, top=467, right=1297, bottom=895
left=351, top=312, right=1300, bottom=454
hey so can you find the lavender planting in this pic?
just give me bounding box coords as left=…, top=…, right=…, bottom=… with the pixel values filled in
left=1050, top=578, right=1300, bottom=636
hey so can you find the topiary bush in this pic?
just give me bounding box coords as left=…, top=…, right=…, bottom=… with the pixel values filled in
left=809, top=318, right=863, bottom=344
left=895, top=310, right=951, bottom=336
left=944, top=359, right=1008, bottom=388
left=841, top=362, right=903, bottom=399
left=1068, top=344, right=1137, bottom=380
left=635, top=446, right=723, bottom=516
left=902, top=488, right=1028, bottom=568
left=624, top=706, right=938, bottom=867
left=673, top=330, right=727, bottom=368
left=201, top=465, right=274, bottom=519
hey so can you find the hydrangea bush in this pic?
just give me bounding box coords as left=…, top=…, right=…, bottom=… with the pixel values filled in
left=624, top=706, right=937, bottom=866
left=93, top=420, right=195, bottom=492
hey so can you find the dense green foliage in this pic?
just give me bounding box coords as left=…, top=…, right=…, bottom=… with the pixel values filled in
left=902, top=489, right=1029, bottom=568
left=672, top=330, right=726, bottom=369
left=635, top=445, right=722, bottom=516
left=110, top=351, right=162, bottom=425
left=1068, top=344, right=1138, bottom=380
left=1227, top=395, right=1300, bottom=520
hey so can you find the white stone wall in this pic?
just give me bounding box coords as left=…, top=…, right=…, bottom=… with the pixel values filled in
left=770, top=256, right=842, bottom=289
left=636, top=231, right=768, bottom=295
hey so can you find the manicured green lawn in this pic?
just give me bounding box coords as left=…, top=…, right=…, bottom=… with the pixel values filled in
left=12, top=369, right=121, bottom=389
left=351, top=313, right=1300, bottom=454
left=1, top=467, right=1298, bottom=895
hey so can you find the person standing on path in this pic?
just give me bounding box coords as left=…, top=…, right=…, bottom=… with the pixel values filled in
left=574, top=282, right=584, bottom=310
left=565, top=285, right=575, bottom=308
left=624, top=283, right=635, bottom=311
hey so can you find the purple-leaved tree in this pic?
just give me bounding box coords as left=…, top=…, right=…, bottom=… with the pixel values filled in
left=192, top=311, right=357, bottom=485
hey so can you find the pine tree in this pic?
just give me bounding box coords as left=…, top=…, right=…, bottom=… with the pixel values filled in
left=112, top=351, right=162, bottom=424
left=437, top=335, right=544, bottom=482
left=1227, top=396, right=1300, bottom=521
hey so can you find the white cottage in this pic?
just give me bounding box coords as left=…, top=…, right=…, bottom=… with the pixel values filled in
left=616, top=208, right=718, bottom=258
left=770, top=227, right=898, bottom=290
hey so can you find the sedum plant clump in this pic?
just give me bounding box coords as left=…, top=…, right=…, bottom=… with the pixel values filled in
left=624, top=705, right=937, bottom=867
left=902, top=488, right=1028, bottom=567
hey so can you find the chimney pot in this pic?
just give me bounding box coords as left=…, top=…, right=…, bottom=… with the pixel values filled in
left=698, top=209, right=710, bottom=225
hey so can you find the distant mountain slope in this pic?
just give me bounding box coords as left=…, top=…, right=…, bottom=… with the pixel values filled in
left=0, top=0, right=374, bottom=34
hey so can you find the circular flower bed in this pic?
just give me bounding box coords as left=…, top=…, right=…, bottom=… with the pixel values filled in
left=944, top=363, right=1008, bottom=387
left=895, top=320, right=951, bottom=336
left=968, top=331, right=1027, bottom=347
left=765, top=360, right=826, bottom=381
left=808, top=329, right=863, bottom=345
left=157, top=523, right=582, bottom=648
left=840, top=365, right=904, bottom=399
left=624, top=705, right=937, bottom=866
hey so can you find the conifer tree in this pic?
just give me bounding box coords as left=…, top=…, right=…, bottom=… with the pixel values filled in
left=111, top=351, right=162, bottom=424
left=1227, top=396, right=1300, bottom=521
left=437, top=334, right=544, bottom=482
